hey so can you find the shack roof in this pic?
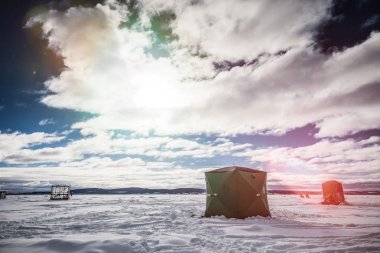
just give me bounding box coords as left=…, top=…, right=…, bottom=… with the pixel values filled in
left=207, top=166, right=265, bottom=174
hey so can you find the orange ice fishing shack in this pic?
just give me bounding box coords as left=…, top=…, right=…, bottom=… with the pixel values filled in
left=321, top=180, right=345, bottom=205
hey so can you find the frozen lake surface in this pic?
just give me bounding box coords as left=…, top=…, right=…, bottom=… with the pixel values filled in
left=1, top=194, right=380, bottom=252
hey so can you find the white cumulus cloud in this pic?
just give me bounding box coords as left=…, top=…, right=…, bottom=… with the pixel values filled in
left=25, top=1, right=380, bottom=138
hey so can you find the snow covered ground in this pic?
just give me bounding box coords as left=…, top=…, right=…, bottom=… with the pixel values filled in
left=1, top=194, right=379, bottom=253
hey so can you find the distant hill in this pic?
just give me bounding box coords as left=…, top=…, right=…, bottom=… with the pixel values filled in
left=7, top=188, right=380, bottom=195
left=8, top=187, right=206, bottom=195
left=72, top=187, right=205, bottom=194
left=269, top=190, right=380, bottom=195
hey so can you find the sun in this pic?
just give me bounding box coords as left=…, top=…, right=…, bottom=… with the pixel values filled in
left=132, top=65, right=188, bottom=110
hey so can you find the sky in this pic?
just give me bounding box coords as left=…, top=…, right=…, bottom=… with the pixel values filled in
left=1, top=0, right=380, bottom=192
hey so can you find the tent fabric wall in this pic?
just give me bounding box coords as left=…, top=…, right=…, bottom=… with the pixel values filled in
left=322, top=180, right=345, bottom=205
left=205, top=166, right=271, bottom=218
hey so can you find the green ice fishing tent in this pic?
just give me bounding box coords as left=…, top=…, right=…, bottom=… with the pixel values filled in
left=205, top=166, right=271, bottom=218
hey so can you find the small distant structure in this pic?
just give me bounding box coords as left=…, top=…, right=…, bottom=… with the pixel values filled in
left=204, top=166, right=271, bottom=218
left=50, top=185, right=71, bottom=200
left=321, top=180, right=345, bottom=205
left=300, top=194, right=304, bottom=198
left=0, top=191, right=6, bottom=199
left=305, top=194, right=310, bottom=198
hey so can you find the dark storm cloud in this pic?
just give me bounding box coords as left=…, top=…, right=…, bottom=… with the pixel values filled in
left=315, top=0, right=380, bottom=53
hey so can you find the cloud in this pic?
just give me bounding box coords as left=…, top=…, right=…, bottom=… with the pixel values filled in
left=362, top=14, right=379, bottom=29
left=0, top=158, right=207, bottom=190
left=1, top=129, right=378, bottom=190
left=0, top=129, right=251, bottom=165
left=5, top=1, right=378, bottom=191
left=2, top=135, right=379, bottom=191
left=142, top=0, right=331, bottom=60
left=25, top=1, right=380, bottom=138
left=38, top=118, right=56, bottom=126
left=235, top=137, right=380, bottom=189
left=0, top=131, right=65, bottom=161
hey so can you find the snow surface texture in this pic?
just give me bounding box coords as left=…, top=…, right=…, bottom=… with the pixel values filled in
left=1, top=194, right=379, bottom=253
